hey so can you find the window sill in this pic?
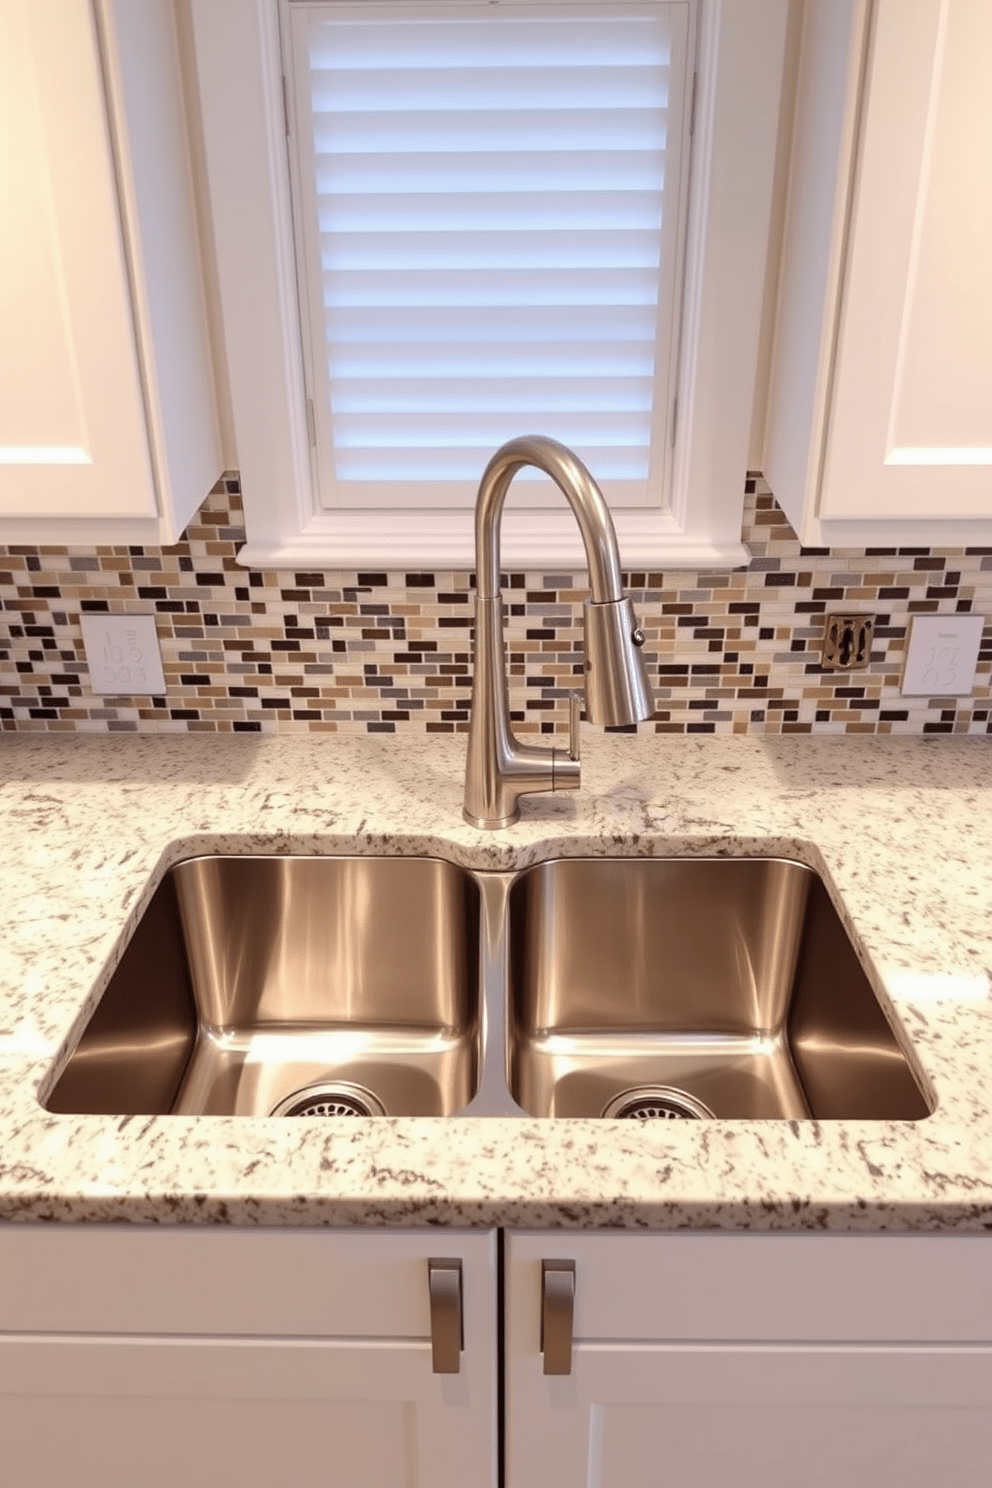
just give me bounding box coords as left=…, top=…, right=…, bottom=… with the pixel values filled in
left=237, top=506, right=749, bottom=572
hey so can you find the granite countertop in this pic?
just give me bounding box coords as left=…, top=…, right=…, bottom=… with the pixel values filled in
left=0, top=730, right=990, bottom=1231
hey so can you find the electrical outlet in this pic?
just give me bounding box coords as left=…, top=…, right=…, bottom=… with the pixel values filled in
left=901, top=614, right=985, bottom=697
left=822, top=614, right=874, bottom=671
left=80, top=615, right=166, bottom=696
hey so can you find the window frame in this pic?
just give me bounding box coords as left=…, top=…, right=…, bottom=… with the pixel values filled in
left=190, top=0, right=789, bottom=570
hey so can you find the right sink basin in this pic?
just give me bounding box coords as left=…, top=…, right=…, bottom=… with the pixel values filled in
left=507, top=857, right=932, bottom=1121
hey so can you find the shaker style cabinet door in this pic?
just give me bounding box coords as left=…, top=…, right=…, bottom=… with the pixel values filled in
left=764, top=0, right=992, bottom=547
left=820, top=0, right=992, bottom=523
left=0, top=0, right=220, bottom=544
left=0, top=1226, right=498, bottom=1488
left=0, top=0, right=156, bottom=521
left=504, top=1232, right=992, bottom=1488
left=0, top=1335, right=482, bottom=1488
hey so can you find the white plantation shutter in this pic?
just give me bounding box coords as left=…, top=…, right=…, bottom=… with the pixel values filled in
left=285, top=2, right=692, bottom=513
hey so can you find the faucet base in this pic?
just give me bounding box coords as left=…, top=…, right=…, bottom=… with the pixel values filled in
left=463, top=805, right=519, bottom=831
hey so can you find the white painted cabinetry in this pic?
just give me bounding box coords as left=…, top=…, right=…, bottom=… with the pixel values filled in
left=4, top=1223, right=989, bottom=1486
left=0, top=0, right=220, bottom=546
left=0, top=1226, right=497, bottom=1488
left=764, top=0, right=992, bottom=547
left=505, top=1232, right=992, bottom=1488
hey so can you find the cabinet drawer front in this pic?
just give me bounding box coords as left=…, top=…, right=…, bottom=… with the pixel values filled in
left=509, top=1233, right=992, bottom=1343
left=0, top=1226, right=495, bottom=1340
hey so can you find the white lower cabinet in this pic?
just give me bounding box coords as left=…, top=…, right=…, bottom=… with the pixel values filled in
left=2, top=1225, right=991, bottom=1487
left=0, top=1336, right=478, bottom=1486
left=0, top=1227, right=497, bottom=1488
left=509, top=1345, right=992, bottom=1488
left=505, top=1232, right=992, bottom=1488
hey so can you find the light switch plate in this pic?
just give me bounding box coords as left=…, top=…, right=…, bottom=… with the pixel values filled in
left=900, top=613, right=985, bottom=697
left=80, top=615, right=166, bottom=696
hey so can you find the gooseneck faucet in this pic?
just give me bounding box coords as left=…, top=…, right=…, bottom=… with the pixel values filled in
left=463, top=436, right=654, bottom=829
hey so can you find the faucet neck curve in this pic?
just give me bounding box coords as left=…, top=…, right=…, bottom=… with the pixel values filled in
left=474, top=435, right=624, bottom=602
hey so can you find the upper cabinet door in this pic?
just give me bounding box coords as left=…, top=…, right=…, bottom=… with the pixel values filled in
left=0, top=0, right=221, bottom=545
left=824, top=0, right=992, bottom=520
left=764, top=0, right=992, bottom=547
left=0, top=0, right=156, bottom=522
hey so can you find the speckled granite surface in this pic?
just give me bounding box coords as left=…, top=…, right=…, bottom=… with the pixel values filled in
left=0, top=731, right=990, bottom=1231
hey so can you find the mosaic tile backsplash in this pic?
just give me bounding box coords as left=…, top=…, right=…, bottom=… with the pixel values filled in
left=1, top=475, right=990, bottom=736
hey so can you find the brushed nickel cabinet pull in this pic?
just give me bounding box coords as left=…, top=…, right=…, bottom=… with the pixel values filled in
left=541, top=1259, right=576, bottom=1376
left=428, top=1258, right=464, bottom=1374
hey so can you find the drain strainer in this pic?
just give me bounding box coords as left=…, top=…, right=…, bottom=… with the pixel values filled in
left=270, top=1081, right=387, bottom=1119
left=601, top=1086, right=715, bottom=1121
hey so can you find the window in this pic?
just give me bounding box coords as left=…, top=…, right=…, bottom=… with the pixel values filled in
left=284, top=2, right=691, bottom=516
left=190, top=0, right=789, bottom=569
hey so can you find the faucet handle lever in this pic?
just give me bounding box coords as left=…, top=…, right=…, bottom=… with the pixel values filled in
left=550, top=693, right=582, bottom=797
left=568, top=693, right=582, bottom=762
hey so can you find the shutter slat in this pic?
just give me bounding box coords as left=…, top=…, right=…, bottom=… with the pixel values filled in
left=321, top=230, right=665, bottom=270
left=311, top=66, right=668, bottom=113
left=313, top=108, right=668, bottom=154
left=330, top=378, right=654, bottom=413
left=333, top=447, right=650, bottom=481
left=315, top=151, right=665, bottom=194
left=325, top=305, right=659, bottom=342
left=326, top=341, right=658, bottom=378
left=332, top=412, right=653, bottom=444
left=307, top=16, right=672, bottom=69
left=316, top=192, right=664, bottom=232
left=323, top=269, right=662, bottom=308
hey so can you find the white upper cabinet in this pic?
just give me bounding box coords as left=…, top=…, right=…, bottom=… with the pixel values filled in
left=764, top=0, right=992, bottom=548
left=0, top=0, right=221, bottom=546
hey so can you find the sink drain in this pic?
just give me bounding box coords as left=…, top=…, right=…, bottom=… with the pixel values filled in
left=270, top=1082, right=387, bottom=1119
left=601, top=1086, right=715, bottom=1121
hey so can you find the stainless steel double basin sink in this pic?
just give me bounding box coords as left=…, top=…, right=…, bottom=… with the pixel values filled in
left=46, top=853, right=932, bottom=1123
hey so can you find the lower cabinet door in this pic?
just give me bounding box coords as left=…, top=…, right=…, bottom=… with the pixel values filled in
left=506, top=1338, right=992, bottom=1488
left=0, top=1332, right=491, bottom=1488
left=505, top=1232, right=992, bottom=1488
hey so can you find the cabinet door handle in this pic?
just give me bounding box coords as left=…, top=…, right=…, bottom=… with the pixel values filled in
left=541, top=1259, right=576, bottom=1376
left=428, top=1258, right=464, bottom=1374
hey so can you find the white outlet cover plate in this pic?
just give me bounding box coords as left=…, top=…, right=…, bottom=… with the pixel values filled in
left=900, top=613, right=985, bottom=697
left=81, top=614, right=166, bottom=696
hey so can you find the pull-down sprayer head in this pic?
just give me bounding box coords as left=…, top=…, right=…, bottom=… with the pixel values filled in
left=583, top=594, right=653, bottom=727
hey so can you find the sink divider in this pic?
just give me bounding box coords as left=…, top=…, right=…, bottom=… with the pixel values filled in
left=462, top=870, right=527, bottom=1118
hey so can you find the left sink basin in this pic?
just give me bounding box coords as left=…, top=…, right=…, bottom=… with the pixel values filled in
left=46, top=856, right=481, bottom=1118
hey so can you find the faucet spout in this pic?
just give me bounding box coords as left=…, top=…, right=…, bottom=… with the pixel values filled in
left=463, top=436, right=653, bottom=830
